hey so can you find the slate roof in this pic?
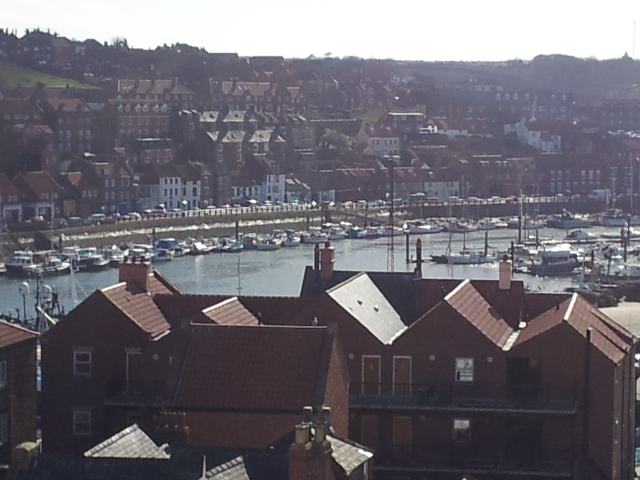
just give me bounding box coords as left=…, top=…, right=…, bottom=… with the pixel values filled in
left=13, top=171, right=61, bottom=195
left=199, top=298, right=259, bottom=326
left=0, top=320, right=38, bottom=349
left=327, top=272, right=406, bottom=345
left=327, top=434, right=373, bottom=475
left=206, top=456, right=249, bottom=480
left=444, top=279, right=514, bottom=348
left=171, top=324, right=334, bottom=411
left=84, top=424, right=169, bottom=459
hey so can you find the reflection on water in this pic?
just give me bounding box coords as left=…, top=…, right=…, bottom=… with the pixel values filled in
left=0, top=228, right=590, bottom=317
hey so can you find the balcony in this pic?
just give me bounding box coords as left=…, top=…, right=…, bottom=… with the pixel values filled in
left=350, top=383, right=576, bottom=414
left=105, top=380, right=165, bottom=407
left=375, top=446, right=576, bottom=478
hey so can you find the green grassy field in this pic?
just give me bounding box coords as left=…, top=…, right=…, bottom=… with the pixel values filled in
left=0, top=61, right=97, bottom=91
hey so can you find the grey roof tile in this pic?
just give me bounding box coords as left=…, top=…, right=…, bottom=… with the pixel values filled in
left=327, top=273, right=406, bottom=344
left=84, top=424, right=169, bottom=459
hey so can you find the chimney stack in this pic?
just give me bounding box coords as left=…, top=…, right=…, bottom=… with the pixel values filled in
left=318, top=242, right=335, bottom=280
left=498, top=254, right=512, bottom=290
left=289, top=406, right=334, bottom=480
left=119, top=256, right=151, bottom=292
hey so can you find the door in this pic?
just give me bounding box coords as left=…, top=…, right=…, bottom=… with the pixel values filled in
left=393, top=416, right=412, bottom=457
left=507, top=357, right=542, bottom=405
left=362, top=355, right=381, bottom=395
left=361, top=415, right=379, bottom=451
left=393, top=356, right=412, bottom=396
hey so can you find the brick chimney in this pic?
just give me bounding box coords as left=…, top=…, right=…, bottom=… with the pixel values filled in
left=318, top=242, right=335, bottom=280
left=119, top=256, right=151, bottom=292
left=498, top=254, right=512, bottom=290
left=289, top=406, right=335, bottom=480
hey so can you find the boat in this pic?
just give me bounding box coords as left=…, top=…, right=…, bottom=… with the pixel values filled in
left=528, top=245, right=581, bottom=276
left=406, top=221, right=443, bottom=234
left=347, top=227, right=369, bottom=239
left=380, top=225, right=404, bottom=237
left=304, top=227, right=330, bottom=244
left=219, top=238, right=244, bottom=253
left=442, top=250, right=496, bottom=265
left=188, top=241, right=216, bottom=255
left=564, top=229, right=597, bottom=243
left=5, top=251, right=41, bottom=276
left=600, top=209, right=629, bottom=227
left=546, top=211, right=592, bottom=229
left=282, top=230, right=301, bottom=247
left=448, top=221, right=478, bottom=234
left=257, top=237, right=282, bottom=251
left=38, top=256, right=72, bottom=276
left=477, top=218, right=497, bottom=231
left=152, top=249, right=174, bottom=262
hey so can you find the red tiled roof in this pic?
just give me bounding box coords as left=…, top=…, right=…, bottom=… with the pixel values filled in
left=443, top=279, right=513, bottom=348
left=0, top=173, right=20, bottom=196
left=13, top=171, right=61, bottom=195
left=171, top=324, right=333, bottom=411
left=514, top=294, right=636, bottom=363
left=200, top=298, right=259, bottom=326
left=153, top=294, right=231, bottom=327
left=100, top=282, right=171, bottom=337
left=0, top=321, right=38, bottom=349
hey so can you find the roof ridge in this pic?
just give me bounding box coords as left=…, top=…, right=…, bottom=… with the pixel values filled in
left=201, top=296, right=239, bottom=314
left=443, top=279, right=469, bottom=302
left=563, top=293, right=578, bottom=321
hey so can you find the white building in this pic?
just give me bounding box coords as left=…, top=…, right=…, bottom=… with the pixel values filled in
left=504, top=120, right=561, bottom=153
left=356, top=126, right=400, bottom=159
left=424, top=180, right=460, bottom=201
left=262, top=174, right=286, bottom=203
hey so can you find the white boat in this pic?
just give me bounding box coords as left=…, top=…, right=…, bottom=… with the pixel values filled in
left=564, top=229, right=597, bottom=242
left=257, top=237, right=282, bottom=251
left=477, top=218, right=497, bottom=230
left=304, top=227, right=330, bottom=244
left=448, top=222, right=478, bottom=233
left=380, top=226, right=404, bottom=237
left=152, top=249, right=174, bottom=262
left=443, top=251, right=496, bottom=265
left=406, top=221, right=443, bottom=234
left=282, top=230, right=301, bottom=247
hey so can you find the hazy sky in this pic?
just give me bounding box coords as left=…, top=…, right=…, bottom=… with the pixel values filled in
left=3, top=0, right=639, bottom=61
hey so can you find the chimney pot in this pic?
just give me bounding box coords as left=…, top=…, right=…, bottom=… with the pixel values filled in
left=294, top=424, right=310, bottom=446
left=498, top=256, right=512, bottom=290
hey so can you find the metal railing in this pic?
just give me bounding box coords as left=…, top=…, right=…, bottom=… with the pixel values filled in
left=374, top=446, right=575, bottom=477
left=350, top=382, right=576, bottom=413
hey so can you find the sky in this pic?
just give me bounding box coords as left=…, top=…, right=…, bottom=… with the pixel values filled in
left=3, top=0, right=640, bottom=62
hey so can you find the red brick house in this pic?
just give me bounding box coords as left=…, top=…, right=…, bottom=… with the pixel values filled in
left=41, top=260, right=349, bottom=456
left=0, top=172, right=25, bottom=222
left=297, top=244, right=637, bottom=480
left=12, top=171, right=63, bottom=221
left=0, top=321, right=38, bottom=465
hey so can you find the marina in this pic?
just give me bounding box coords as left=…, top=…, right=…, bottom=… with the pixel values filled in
left=2, top=222, right=636, bottom=320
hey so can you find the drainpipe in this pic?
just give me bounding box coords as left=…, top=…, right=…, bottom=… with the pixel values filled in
left=582, top=327, right=592, bottom=463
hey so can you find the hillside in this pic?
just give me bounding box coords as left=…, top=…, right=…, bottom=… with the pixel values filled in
left=0, top=61, right=97, bottom=91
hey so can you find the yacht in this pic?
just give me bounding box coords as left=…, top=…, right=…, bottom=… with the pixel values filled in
left=441, top=250, right=496, bottom=265
left=5, top=251, right=40, bottom=276
left=546, top=211, right=592, bottom=229
left=564, top=229, right=597, bottom=243
left=406, top=221, right=443, bottom=234
left=528, top=245, right=581, bottom=276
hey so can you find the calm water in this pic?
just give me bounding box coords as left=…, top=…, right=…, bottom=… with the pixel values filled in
left=0, top=227, right=612, bottom=318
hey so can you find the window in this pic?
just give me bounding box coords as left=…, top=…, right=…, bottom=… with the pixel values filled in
left=453, top=418, right=471, bottom=443
left=73, top=350, right=91, bottom=376
left=455, top=357, right=473, bottom=382
left=73, top=409, right=91, bottom=436
left=0, top=412, right=8, bottom=445
left=0, top=361, right=7, bottom=388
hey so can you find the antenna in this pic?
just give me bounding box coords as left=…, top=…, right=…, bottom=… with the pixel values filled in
left=386, top=155, right=398, bottom=272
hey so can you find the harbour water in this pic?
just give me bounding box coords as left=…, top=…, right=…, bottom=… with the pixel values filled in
left=0, top=226, right=623, bottom=318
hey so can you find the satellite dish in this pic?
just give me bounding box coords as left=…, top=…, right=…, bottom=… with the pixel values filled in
left=18, top=282, right=30, bottom=297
